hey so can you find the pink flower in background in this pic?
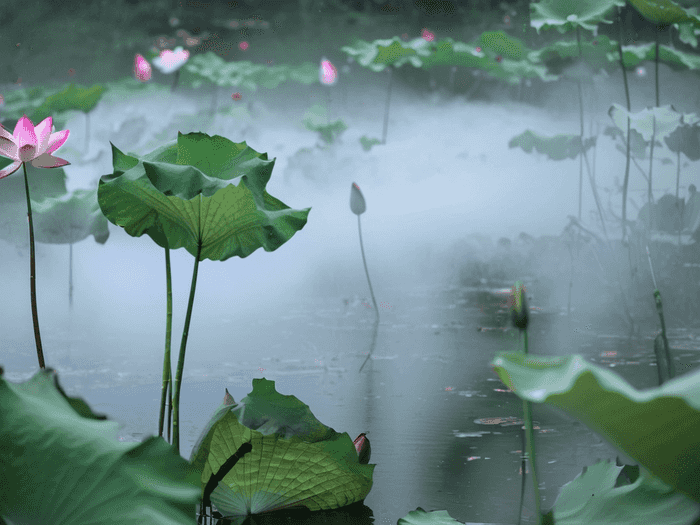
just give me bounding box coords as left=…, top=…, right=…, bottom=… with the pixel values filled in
left=421, top=28, right=435, bottom=42
left=152, top=46, right=190, bottom=74
left=0, top=115, right=70, bottom=179
left=319, top=57, right=337, bottom=86
left=239, top=41, right=249, bottom=51
left=134, top=54, right=152, bottom=82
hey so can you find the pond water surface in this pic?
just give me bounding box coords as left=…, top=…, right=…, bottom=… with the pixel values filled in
left=4, top=278, right=699, bottom=525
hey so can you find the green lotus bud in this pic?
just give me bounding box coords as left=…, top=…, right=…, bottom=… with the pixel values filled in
left=350, top=182, right=366, bottom=215
left=511, top=281, right=529, bottom=331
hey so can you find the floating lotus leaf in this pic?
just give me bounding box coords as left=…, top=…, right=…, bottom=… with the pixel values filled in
left=190, top=378, right=375, bottom=517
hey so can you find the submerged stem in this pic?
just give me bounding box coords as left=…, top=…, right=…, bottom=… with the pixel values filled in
left=172, top=241, right=203, bottom=453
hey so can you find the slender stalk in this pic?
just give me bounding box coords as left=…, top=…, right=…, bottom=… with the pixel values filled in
left=158, top=246, right=174, bottom=440
left=616, top=5, right=633, bottom=247
left=85, top=112, right=90, bottom=153
left=357, top=215, right=379, bottom=324
left=646, top=245, right=675, bottom=383
left=381, top=66, right=393, bottom=145
left=172, top=69, right=181, bottom=92
left=22, top=163, right=45, bottom=369
left=325, top=87, right=331, bottom=126
left=69, top=243, right=73, bottom=309
left=172, top=241, right=203, bottom=453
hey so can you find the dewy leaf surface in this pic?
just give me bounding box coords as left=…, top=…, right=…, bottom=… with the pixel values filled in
left=491, top=352, right=700, bottom=503
left=190, top=378, right=375, bottom=516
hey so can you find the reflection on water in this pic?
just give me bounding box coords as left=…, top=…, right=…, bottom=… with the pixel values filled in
left=3, top=284, right=700, bottom=524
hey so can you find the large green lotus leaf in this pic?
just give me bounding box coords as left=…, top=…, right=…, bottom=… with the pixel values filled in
left=628, top=0, right=700, bottom=26
left=550, top=458, right=700, bottom=524
left=530, top=0, right=626, bottom=34
left=0, top=368, right=200, bottom=524
left=190, top=378, right=375, bottom=516
left=97, top=132, right=310, bottom=261
left=30, top=188, right=109, bottom=244
left=491, top=352, right=700, bottom=503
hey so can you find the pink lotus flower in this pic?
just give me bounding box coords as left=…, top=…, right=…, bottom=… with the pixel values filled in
left=134, top=54, right=152, bottom=82
left=152, top=46, right=190, bottom=74
left=320, top=57, right=337, bottom=86
left=0, top=115, right=70, bottom=179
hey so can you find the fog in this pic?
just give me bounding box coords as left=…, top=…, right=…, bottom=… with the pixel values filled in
left=1, top=58, right=698, bottom=365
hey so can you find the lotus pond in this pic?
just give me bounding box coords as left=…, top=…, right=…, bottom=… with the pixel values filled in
left=3, top=2, right=700, bottom=525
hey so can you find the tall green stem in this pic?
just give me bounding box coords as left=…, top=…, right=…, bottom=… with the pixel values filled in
left=22, top=163, right=45, bottom=369
left=158, top=246, right=174, bottom=440
left=172, top=241, right=203, bottom=453
left=517, top=328, right=541, bottom=525
left=357, top=215, right=379, bottom=323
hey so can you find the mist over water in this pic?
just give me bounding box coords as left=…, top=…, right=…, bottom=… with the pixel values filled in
left=2, top=60, right=697, bottom=368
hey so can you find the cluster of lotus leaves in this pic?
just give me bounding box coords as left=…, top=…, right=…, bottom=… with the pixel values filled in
left=189, top=378, right=375, bottom=516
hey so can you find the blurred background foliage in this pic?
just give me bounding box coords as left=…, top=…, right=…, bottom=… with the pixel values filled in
left=2, top=0, right=699, bottom=89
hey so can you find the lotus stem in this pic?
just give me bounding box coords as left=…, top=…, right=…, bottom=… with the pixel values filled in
left=158, top=246, right=174, bottom=441
left=357, top=215, right=379, bottom=324
left=172, top=241, right=203, bottom=453
left=22, top=163, right=45, bottom=369
left=381, top=66, right=392, bottom=145
left=646, top=245, right=675, bottom=384
left=511, top=283, right=541, bottom=525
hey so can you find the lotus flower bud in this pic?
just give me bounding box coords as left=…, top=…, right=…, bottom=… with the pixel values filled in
left=134, top=54, right=152, bottom=82
left=353, top=432, right=371, bottom=464
left=350, top=182, right=366, bottom=215
left=511, top=281, right=529, bottom=331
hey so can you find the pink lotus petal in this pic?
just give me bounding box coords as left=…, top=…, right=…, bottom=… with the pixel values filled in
left=45, top=129, right=70, bottom=155
left=0, top=136, right=16, bottom=158
left=34, top=117, right=53, bottom=154
left=0, top=115, right=70, bottom=173
left=134, top=54, right=152, bottom=82
left=0, top=160, right=22, bottom=179
left=320, top=58, right=337, bottom=86
left=31, top=152, right=70, bottom=169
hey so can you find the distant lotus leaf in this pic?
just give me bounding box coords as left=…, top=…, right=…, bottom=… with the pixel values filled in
left=530, top=0, right=626, bottom=34
left=189, top=378, right=375, bottom=517
left=528, top=35, right=621, bottom=74
left=618, top=43, right=700, bottom=72
left=608, top=104, right=684, bottom=142
left=341, top=37, right=431, bottom=72
left=664, top=120, right=700, bottom=161
left=0, top=368, right=200, bottom=524
left=508, top=130, right=596, bottom=160
left=32, top=83, right=106, bottom=122
left=30, top=188, right=110, bottom=244
left=477, top=31, right=525, bottom=61
left=180, top=52, right=318, bottom=90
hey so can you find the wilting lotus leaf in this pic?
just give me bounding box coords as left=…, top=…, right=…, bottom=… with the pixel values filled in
left=190, top=378, right=375, bottom=516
